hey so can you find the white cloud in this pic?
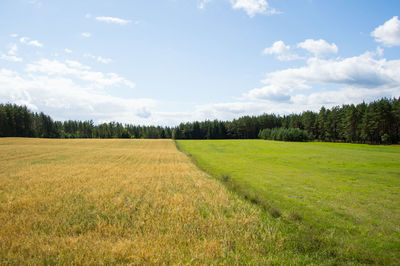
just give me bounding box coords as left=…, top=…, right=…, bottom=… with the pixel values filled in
left=230, top=0, right=281, bottom=17
left=0, top=58, right=156, bottom=124
left=84, top=53, right=112, bottom=64
left=263, top=40, right=289, bottom=55
left=10, top=34, right=18, bottom=38
left=0, top=54, right=23, bottom=62
left=371, top=16, right=400, bottom=46
left=65, top=60, right=91, bottom=70
left=297, top=39, right=338, bottom=57
left=196, top=0, right=281, bottom=17
left=198, top=0, right=212, bottom=9
left=81, top=32, right=92, bottom=38
left=193, top=58, right=400, bottom=122
left=64, top=48, right=72, bottom=53
left=291, top=86, right=392, bottom=108
left=26, top=59, right=134, bottom=88
left=194, top=102, right=264, bottom=120
left=2, top=51, right=398, bottom=126
left=95, top=16, right=131, bottom=25
left=244, top=85, right=291, bottom=102
left=19, top=37, right=29, bottom=43
left=19, top=36, right=43, bottom=47
left=196, top=46, right=400, bottom=121
left=376, top=46, right=384, bottom=57
left=84, top=53, right=96, bottom=59
left=85, top=13, right=92, bottom=19
left=245, top=51, right=400, bottom=103
left=27, top=40, right=43, bottom=47
left=0, top=44, right=22, bottom=62
left=8, top=44, right=18, bottom=55
left=263, top=41, right=300, bottom=61
left=27, top=0, right=42, bottom=7
left=96, top=56, right=112, bottom=64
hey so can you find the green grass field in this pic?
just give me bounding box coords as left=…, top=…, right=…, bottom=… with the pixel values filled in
left=177, top=140, right=400, bottom=264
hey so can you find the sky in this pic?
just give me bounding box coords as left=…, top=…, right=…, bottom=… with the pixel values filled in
left=0, top=0, right=400, bottom=126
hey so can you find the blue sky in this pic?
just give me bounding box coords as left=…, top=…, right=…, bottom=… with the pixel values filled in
left=1, top=0, right=400, bottom=125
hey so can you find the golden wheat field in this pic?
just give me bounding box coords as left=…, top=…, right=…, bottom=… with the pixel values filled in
left=0, top=138, right=302, bottom=264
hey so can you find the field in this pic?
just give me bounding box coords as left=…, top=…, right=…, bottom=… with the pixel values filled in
left=177, top=140, right=400, bottom=265
left=1, top=138, right=399, bottom=264
left=1, top=138, right=316, bottom=264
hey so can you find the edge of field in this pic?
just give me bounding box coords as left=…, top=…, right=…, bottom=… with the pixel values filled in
left=173, top=140, right=400, bottom=265
left=174, top=140, right=282, bottom=218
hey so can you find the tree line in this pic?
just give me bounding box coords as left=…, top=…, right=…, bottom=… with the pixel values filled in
left=1, top=97, right=400, bottom=144
left=172, top=97, right=400, bottom=144
left=258, top=128, right=313, bottom=142
left=0, top=104, right=172, bottom=139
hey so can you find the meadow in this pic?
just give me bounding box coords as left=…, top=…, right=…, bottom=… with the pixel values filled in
left=177, top=140, right=400, bottom=265
left=1, top=138, right=319, bottom=264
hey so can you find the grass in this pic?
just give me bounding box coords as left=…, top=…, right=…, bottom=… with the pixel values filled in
left=0, top=137, right=330, bottom=264
left=177, top=139, right=400, bottom=265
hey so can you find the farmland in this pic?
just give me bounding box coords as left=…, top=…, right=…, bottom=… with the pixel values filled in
left=177, top=140, right=400, bottom=265
left=0, top=138, right=306, bottom=264
left=1, top=138, right=399, bottom=264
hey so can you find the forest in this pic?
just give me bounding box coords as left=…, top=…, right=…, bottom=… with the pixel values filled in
left=0, top=104, right=172, bottom=139
left=1, top=97, right=400, bottom=144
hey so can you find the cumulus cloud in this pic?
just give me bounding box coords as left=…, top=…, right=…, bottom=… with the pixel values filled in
left=0, top=44, right=22, bottom=62
left=28, top=40, right=43, bottom=47
left=194, top=102, right=265, bottom=120
left=297, top=39, right=338, bottom=57
left=2, top=50, right=399, bottom=126
left=84, top=53, right=112, bottom=64
left=245, top=51, right=400, bottom=103
left=19, top=37, right=29, bottom=43
left=95, top=16, right=131, bottom=25
left=371, top=16, right=400, bottom=46
left=25, top=59, right=134, bottom=88
left=65, top=60, right=90, bottom=70
left=263, top=41, right=300, bottom=61
left=231, top=0, right=281, bottom=17
left=263, top=41, right=289, bottom=55
left=245, top=85, right=291, bottom=102
left=196, top=0, right=280, bottom=16
left=198, top=0, right=212, bottom=9
left=264, top=39, right=338, bottom=61
left=96, top=56, right=112, bottom=64
left=64, top=48, right=72, bottom=53
left=19, top=36, right=43, bottom=47
left=376, top=46, right=384, bottom=57
left=0, top=54, right=23, bottom=62
left=0, top=58, right=157, bottom=124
